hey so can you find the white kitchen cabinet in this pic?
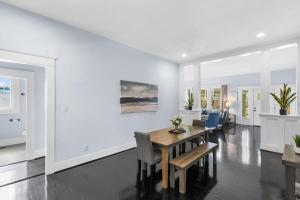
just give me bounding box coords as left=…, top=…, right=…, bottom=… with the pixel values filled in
left=260, top=114, right=300, bottom=153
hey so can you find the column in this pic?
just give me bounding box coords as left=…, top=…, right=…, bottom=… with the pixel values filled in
left=193, top=63, right=201, bottom=110
left=260, top=50, right=271, bottom=113
left=297, top=41, right=300, bottom=114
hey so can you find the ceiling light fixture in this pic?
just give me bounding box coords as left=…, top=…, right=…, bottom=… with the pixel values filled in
left=181, top=53, right=187, bottom=58
left=256, top=32, right=265, bottom=38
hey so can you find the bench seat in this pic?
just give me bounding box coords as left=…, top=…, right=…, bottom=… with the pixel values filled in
left=169, top=142, right=218, bottom=194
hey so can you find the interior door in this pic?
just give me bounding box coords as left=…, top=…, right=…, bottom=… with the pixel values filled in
left=238, top=87, right=253, bottom=125
left=253, top=89, right=261, bottom=126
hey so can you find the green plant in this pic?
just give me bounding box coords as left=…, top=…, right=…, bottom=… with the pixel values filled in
left=270, top=83, right=296, bottom=110
left=186, top=89, right=194, bottom=109
left=293, top=135, right=300, bottom=147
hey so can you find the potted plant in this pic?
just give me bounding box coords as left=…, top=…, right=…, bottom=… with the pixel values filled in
left=270, top=83, right=296, bottom=115
left=293, top=135, right=300, bottom=154
left=186, top=89, right=194, bottom=110
left=170, top=115, right=182, bottom=130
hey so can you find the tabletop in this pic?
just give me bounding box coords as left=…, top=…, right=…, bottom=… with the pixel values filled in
left=149, top=125, right=208, bottom=147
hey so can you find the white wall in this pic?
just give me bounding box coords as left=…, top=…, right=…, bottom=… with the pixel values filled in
left=0, top=3, right=179, bottom=163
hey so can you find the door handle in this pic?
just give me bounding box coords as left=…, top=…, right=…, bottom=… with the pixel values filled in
left=9, top=118, right=21, bottom=122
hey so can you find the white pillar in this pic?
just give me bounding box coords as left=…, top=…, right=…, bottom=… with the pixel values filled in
left=297, top=41, right=300, bottom=114
left=260, top=50, right=271, bottom=114
left=193, top=64, right=201, bottom=110
left=179, top=64, right=185, bottom=110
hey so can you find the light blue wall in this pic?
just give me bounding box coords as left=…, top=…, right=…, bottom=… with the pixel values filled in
left=0, top=62, right=45, bottom=150
left=271, top=68, right=296, bottom=85
left=0, top=3, right=179, bottom=161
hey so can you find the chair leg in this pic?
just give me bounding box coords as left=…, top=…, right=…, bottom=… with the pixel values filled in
left=182, top=143, right=186, bottom=154
left=151, top=164, right=156, bottom=177
left=142, top=162, right=147, bottom=181
left=179, top=144, right=182, bottom=155
left=179, top=169, right=187, bottom=194
left=136, top=159, right=141, bottom=181
left=173, top=146, right=177, bottom=159
left=170, top=165, right=175, bottom=188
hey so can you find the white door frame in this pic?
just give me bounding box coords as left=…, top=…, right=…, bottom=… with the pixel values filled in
left=0, top=68, right=35, bottom=160
left=0, top=49, right=56, bottom=175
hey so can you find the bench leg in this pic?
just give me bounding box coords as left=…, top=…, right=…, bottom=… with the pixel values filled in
left=170, top=165, right=175, bottom=188
left=213, top=150, right=217, bottom=179
left=179, top=169, right=187, bottom=194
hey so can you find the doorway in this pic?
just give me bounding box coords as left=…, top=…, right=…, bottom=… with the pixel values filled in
left=238, top=86, right=261, bottom=126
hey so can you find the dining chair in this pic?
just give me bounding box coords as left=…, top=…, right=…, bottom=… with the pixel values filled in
left=188, top=119, right=206, bottom=148
left=206, top=112, right=221, bottom=129
left=134, top=131, right=161, bottom=181
left=218, top=111, right=229, bottom=130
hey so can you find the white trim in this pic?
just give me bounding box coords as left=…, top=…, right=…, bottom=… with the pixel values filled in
left=0, top=49, right=56, bottom=175
left=54, top=142, right=136, bottom=173
left=33, top=149, right=45, bottom=159
left=0, top=49, right=55, bottom=67
left=0, top=136, right=25, bottom=147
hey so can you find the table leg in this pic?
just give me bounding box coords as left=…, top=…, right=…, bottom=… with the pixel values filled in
left=285, top=165, right=295, bottom=200
left=205, top=131, right=208, bottom=142
left=162, top=146, right=169, bottom=189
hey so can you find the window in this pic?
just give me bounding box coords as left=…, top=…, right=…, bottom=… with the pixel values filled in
left=0, top=77, right=12, bottom=110
left=200, top=89, right=207, bottom=108
left=211, top=88, right=221, bottom=109
left=0, top=77, right=20, bottom=114
left=242, top=90, right=249, bottom=118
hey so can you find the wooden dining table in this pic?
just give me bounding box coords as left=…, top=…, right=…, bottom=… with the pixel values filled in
left=149, top=125, right=209, bottom=189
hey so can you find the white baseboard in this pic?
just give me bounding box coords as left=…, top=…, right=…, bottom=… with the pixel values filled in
left=0, top=136, right=26, bottom=147
left=33, top=149, right=45, bottom=159
left=54, top=142, right=136, bottom=173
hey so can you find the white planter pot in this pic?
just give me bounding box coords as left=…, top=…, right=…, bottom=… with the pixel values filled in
left=294, top=146, right=300, bottom=154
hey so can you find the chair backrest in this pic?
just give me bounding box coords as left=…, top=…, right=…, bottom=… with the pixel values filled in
left=206, top=112, right=220, bottom=128
left=192, top=119, right=205, bottom=127
left=219, top=111, right=229, bottom=125
left=134, top=131, right=155, bottom=164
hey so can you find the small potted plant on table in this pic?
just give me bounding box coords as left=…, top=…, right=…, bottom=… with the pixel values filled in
left=293, top=135, right=300, bottom=154
left=170, top=115, right=182, bottom=130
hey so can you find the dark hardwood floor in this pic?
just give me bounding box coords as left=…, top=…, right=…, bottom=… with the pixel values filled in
left=0, top=125, right=294, bottom=200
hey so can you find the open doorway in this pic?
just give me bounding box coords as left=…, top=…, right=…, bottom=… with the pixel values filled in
left=0, top=62, right=47, bottom=186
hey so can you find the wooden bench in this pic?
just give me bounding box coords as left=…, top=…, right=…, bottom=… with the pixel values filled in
left=169, top=142, right=218, bottom=194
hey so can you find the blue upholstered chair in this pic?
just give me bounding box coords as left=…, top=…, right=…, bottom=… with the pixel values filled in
left=205, top=112, right=221, bottom=129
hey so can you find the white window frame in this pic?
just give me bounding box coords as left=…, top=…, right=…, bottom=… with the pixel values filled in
left=211, top=87, right=222, bottom=110
left=200, top=88, right=208, bottom=109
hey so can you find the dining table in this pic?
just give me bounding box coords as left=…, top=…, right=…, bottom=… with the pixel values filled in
left=149, top=125, right=210, bottom=189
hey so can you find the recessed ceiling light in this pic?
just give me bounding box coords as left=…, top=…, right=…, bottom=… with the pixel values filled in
left=256, top=32, right=265, bottom=38
left=181, top=53, right=187, bottom=58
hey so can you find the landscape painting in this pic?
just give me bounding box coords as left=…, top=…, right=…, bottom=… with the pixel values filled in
left=120, top=80, right=158, bottom=113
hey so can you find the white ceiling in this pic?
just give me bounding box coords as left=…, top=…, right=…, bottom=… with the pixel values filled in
left=2, top=0, right=300, bottom=63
